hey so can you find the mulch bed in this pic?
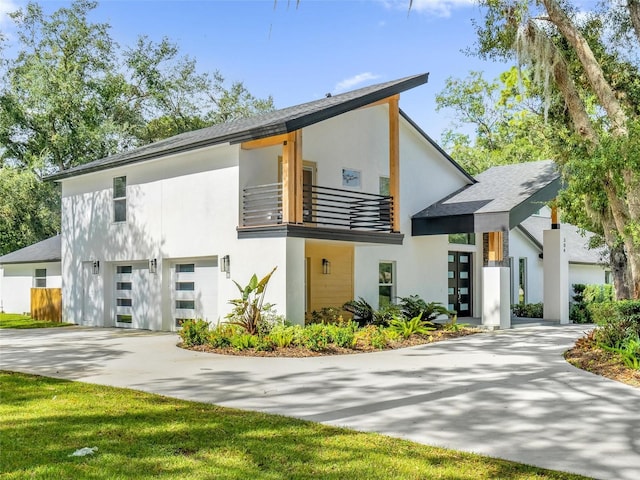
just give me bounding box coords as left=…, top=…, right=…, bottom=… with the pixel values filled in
left=185, top=328, right=481, bottom=357
left=564, top=330, right=640, bottom=388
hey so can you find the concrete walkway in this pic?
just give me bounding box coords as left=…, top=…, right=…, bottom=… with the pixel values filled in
left=1, top=325, right=639, bottom=480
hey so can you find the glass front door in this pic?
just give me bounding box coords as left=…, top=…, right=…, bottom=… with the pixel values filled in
left=448, top=252, right=472, bottom=317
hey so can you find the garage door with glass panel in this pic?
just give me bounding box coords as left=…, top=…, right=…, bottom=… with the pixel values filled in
left=114, top=263, right=149, bottom=329
left=172, top=260, right=218, bottom=328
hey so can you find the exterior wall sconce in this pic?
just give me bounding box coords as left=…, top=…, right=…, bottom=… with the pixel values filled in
left=322, top=258, right=331, bottom=275
left=221, top=255, right=230, bottom=278
left=149, top=258, right=157, bottom=274
left=92, top=260, right=100, bottom=275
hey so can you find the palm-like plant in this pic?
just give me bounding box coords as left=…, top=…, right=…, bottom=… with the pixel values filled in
left=226, top=267, right=277, bottom=335
left=388, top=313, right=435, bottom=339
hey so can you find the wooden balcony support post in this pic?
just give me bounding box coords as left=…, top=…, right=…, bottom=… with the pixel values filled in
left=551, top=205, right=560, bottom=229
left=282, top=130, right=303, bottom=224
left=389, top=95, right=400, bottom=232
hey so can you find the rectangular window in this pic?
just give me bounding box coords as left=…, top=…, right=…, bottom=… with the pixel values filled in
left=117, top=298, right=132, bottom=307
left=116, top=265, right=132, bottom=274
left=518, top=258, right=527, bottom=304
left=116, top=282, right=132, bottom=291
left=113, top=176, right=127, bottom=222
left=34, top=268, right=46, bottom=288
left=176, top=264, right=195, bottom=273
left=175, top=282, right=195, bottom=291
left=379, top=176, right=390, bottom=196
left=176, top=300, right=195, bottom=310
left=116, top=314, right=132, bottom=323
left=449, top=233, right=476, bottom=245
left=378, top=261, right=395, bottom=307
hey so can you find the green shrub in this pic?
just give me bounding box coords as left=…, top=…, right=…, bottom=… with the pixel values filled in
left=307, top=307, right=346, bottom=325
left=398, top=296, right=452, bottom=323
left=326, top=322, right=358, bottom=348
left=300, top=323, right=330, bottom=351
left=373, top=303, right=403, bottom=326
left=442, top=315, right=469, bottom=331
left=269, top=325, right=296, bottom=348
left=570, top=284, right=616, bottom=324
left=511, top=303, right=543, bottom=318
left=590, top=300, right=640, bottom=370
left=230, top=333, right=258, bottom=351
left=570, top=303, right=591, bottom=324
left=588, top=302, right=620, bottom=325
left=342, top=298, right=375, bottom=326
left=226, top=267, right=277, bottom=335
left=583, top=284, right=615, bottom=304
left=600, top=335, right=640, bottom=370
left=178, top=319, right=210, bottom=347
left=208, top=324, right=236, bottom=348
left=388, top=314, right=435, bottom=339
left=355, top=325, right=388, bottom=349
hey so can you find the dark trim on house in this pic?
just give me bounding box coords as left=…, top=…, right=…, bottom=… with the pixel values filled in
left=237, top=224, right=405, bottom=245
left=412, top=213, right=475, bottom=236
left=508, top=178, right=562, bottom=229
left=0, top=259, right=61, bottom=266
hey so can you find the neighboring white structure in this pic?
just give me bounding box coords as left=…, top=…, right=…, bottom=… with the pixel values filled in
left=44, top=74, right=578, bottom=330
left=509, top=211, right=609, bottom=304
left=0, top=235, right=62, bottom=314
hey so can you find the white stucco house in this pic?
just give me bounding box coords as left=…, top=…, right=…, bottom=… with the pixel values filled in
left=0, top=235, right=62, bottom=314
left=509, top=210, right=610, bottom=305
left=43, top=73, right=590, bottom=330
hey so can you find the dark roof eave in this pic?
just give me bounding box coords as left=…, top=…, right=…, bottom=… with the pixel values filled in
left=0, top=258, right=61, bottom=265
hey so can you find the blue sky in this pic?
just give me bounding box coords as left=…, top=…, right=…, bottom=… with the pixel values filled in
left=0, top=0, right=515, bottom=142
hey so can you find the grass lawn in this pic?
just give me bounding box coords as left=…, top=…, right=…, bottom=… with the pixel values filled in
left=0, top=313, right=72, bottom=329
left=0, top=371, right=588, bottom=480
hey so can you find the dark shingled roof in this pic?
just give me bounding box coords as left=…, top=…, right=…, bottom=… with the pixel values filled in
left=518, top=216, right=605, bottom=265
left=412, top=160, right=561, bottom=235
left=47, top=73, right=429, bottom=181
left=0, top=235, right=61, bottom=265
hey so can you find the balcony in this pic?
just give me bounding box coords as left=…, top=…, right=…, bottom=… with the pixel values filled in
left=238, top=183, right=403, bottom=244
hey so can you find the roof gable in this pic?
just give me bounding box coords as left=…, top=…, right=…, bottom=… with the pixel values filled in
left=47, top=73, right=429, bottom=181
left=0, top=235, right=61, bottom=265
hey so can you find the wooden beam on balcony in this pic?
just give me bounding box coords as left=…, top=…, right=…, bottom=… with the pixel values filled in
left=241, top=133, right=289, bottom=150
left=389, top=95, right=400, bottom=232
left=281, top=131, right=303, bottom=224
left=487, top=231, right=504, bottom=263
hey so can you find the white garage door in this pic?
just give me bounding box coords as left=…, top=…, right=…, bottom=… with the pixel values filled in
left=114, top=263, right=150, bottom=329
left=171, top=259, right=218, bottom=328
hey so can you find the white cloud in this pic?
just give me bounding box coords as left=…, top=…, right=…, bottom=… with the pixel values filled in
left=0, top=0, right=18, bottom=25
left=334, top=72, right=381, bottom=93
left=381, top=0, right=477, bottom=18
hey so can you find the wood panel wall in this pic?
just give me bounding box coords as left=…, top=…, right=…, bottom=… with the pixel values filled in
left=305, top=243, right=354, bottom=314
left=30, top=288, right=62, bottom=322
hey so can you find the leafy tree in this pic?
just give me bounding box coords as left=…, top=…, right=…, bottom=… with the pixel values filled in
left=0, top=0, right=274, bottom=254
left=465, top=0, right=640, bottom=298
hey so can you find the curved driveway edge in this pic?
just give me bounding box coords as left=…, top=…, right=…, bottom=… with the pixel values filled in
left=1, top=324, right=639, bottom=480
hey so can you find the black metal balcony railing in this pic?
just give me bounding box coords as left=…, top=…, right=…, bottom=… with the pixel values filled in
left=242, top=183, right=394, bottom=232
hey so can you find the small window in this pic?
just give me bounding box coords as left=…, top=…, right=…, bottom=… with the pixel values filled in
left=175, top=282, right=195, bottom=291
left=117, top=298, right=132, bottom=307
left=176, top=264, right=195, bottom=273
left=113, top=176, right=127, bottom=222
left=176, top=300, right=195, bottom=310
left=378, top=261, right=395, bottom=307
left=449, top=233, right=476, bottom=245
left=379, top=176, right=390, bottom=196
left=34, top=268, right=46, bottom=288
left=116, top=314, right=132, bottom=323
left=116, top=282, right=132, bottom=291
left=519, top=258, right=528, bottom=304
left=116, top=265, right=132, bottom=274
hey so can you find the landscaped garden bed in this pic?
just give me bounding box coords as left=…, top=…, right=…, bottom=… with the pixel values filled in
left=179, top=268, right=480, bottom=357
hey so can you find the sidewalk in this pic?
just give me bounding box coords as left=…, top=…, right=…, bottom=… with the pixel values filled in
left=1, top=324, right=639, bottom=480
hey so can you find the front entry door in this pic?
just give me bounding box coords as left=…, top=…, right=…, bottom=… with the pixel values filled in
left=448, top=252, right=472, bottom=317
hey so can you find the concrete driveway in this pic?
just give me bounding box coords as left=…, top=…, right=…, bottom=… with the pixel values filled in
left=1, top=324, right=639, bottom=480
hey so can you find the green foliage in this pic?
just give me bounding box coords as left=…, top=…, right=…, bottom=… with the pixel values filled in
left=511, top=303, right=544, bottom=318
left=388, top=314, right=435, bottom=339
left=442, top=315, right=470, bottom=332
left=226, top=267, right=277, bottom=335
left=307, top=307, right=346, bottom=325
left=354, top=325, right=388, bottom=350
left=207, top=324, right=237, bottom=348
left=298, top=323, right=330, bottom=351
left=373, top=303, right=403, bottom=326
left=178, top=319, right=210, bottom=347
left=326, top=322, right=359, bottom=348
left=600, top=336, right=640, bottom=370
left=570, top=284, right=616, bottom=323
left=342, top=297, right=375, bottom=326
left=268, top=325, right=297, bottom=348
left=230, top=333, right=258, bottom=351
left=398, top=295, right=452, bottom=323
left=583, top=284, right=615, bottom=304
left=591, top=300, right=640, bottom=370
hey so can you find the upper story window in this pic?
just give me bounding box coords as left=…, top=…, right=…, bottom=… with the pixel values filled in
left=379, top=176, right=390, bottom=196
left=34, top=268, right=46, bottom=288
left=113, top=176, right=127, bottom=222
